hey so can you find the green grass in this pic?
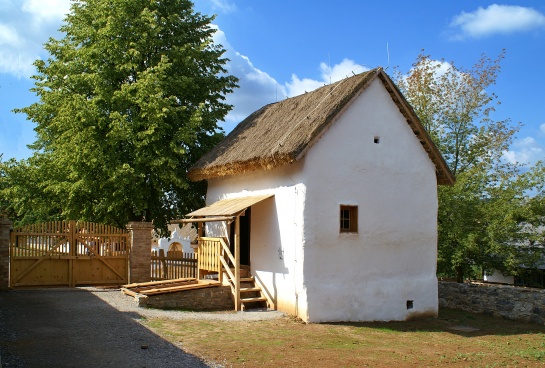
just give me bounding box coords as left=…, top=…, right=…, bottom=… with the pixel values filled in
left=143, top=308, right=545, bottom=368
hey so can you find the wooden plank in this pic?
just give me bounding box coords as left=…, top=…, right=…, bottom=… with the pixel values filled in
left=139, top=281, right=220, bottom=296
left=123, top=278, right=197, bottom=289
left=127, top=280, right=199, bottom=293
left=220, top=257, right=236, bottom=281
left=121, top=288, right=140, bottom=297
left=122, top=279, right=220, bottom=296
left=240, top=287, right=261, bottom=293
left=171, top=216, right=235, bottom=224
left=234, top=216, right=241, bottom=311
left=241, top=297, right=267, bottom=303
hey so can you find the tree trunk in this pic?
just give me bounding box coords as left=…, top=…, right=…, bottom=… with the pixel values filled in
left=455, top=266, right=464, bottom=283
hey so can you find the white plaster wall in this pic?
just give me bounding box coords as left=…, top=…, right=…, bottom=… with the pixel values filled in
left=205, top=162, right=309, bottom=319
left=301, top=78, right=439, bottom=322
left=484, top=270, right=515, bottom=284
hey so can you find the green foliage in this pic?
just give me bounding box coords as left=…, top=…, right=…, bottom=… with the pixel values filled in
left=1, top=0, right=237, bottom=233
left=395, top=51, right=544, bottom=282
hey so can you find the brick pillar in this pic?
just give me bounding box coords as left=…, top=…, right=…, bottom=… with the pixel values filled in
left=127, top=221, right=154, bottom=284
left=0, top=219, right=12, bottom=290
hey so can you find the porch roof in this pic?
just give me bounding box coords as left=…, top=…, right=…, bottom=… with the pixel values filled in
left=185, top=194, right=274, bottom=218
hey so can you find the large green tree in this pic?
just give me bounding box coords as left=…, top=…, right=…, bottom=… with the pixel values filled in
left=2, top=0, right=237, bottom=232
left=395, top=52, right=544, bottom=282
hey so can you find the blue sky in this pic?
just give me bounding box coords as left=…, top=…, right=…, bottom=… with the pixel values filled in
left=1, top=1, right=545, bottom=168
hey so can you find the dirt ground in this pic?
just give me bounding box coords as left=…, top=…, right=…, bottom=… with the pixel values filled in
left=2, top=287, right=544, bottom=367
left=0, top=288, right=220, bottom=367
left=145, top=312, right=545, bottom=368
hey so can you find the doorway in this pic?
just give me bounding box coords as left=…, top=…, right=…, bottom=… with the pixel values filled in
left=230, top=207, right=251, bottom=266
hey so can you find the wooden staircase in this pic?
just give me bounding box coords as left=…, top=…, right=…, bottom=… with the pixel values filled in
left=240, top=276, right=268, bottom=310
left=197, top=237, right=268, bottom=311
left=233, top=266, right=268, bottom=310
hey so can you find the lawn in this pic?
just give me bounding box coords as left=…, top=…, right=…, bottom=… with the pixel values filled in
left=143, top=308, right=545, bottom=367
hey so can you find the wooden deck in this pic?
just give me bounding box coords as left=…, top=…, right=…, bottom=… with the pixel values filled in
left=121, top=278, right=220, bottom=297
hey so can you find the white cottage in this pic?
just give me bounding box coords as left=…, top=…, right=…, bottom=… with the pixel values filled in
left=183, top=68, right=454, bottom=322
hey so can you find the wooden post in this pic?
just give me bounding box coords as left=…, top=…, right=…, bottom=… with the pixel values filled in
left=159, top=249, right=168, bottom=279
left=234, top=216, right=241, bottom=311
left=197, top=221, right=203, bottom=279
left=68, top=220, right=76, bottom=287
left=0, top=219, right=12, bottom=290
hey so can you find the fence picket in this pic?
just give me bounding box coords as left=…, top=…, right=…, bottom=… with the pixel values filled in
left=150, top=250, right=197, bottom=281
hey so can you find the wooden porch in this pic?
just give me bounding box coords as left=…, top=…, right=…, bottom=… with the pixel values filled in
left=123, top=236, right=267, bottom=311
left=171, top=195, right=273, bottom=311
left=124, top=195, right=273, bottom=311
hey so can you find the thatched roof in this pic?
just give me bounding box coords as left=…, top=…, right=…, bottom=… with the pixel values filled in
left=188, top=67, right=454, bottom=185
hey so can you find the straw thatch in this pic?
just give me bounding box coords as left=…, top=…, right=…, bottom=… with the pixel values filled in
left=188, top=67, right=454, bottom=185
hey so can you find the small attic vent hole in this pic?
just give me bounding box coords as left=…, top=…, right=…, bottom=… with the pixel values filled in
left=374, top=136, right=380, bottom=144
left=406, top=300, right=414, bottom=310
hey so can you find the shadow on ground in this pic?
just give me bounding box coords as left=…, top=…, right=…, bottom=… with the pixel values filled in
left=326, top=308, right=545, bottom=338
left=0, top=288, right=213, bottom=367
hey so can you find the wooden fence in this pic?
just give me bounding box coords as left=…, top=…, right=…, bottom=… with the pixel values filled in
left=151, top=249, right=197, bottom=281
left=10, top=220, right=128, bottom=287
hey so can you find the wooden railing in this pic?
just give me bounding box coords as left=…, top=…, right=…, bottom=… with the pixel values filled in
left=197, top=237, right=223, bottom=281
left=197, top=236, right=241, bottom=310
left=151, top=249, right=197, bottom=281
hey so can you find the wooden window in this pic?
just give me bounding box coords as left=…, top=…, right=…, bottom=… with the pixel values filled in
left=340, top=205, right=358, bottom=233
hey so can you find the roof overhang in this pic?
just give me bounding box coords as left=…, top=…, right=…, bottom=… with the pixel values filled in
left=172, top=195, right=274, bottom=224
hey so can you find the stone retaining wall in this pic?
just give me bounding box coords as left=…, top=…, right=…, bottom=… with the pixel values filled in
left=136, top=285, right=234, bottom=311
left=439, top=281, right=545, bottom=325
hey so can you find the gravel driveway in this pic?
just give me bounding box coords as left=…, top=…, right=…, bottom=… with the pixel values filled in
left=0, top=287, right=284, bottom=367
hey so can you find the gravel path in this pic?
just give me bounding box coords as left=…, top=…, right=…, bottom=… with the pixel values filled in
left=89, top=287, right=285, bottom=322
left=0, top=287, right=284, bottom=367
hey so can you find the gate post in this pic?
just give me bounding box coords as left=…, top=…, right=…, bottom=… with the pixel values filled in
left=127, top=221, right=154, bottom=284
left=0, top=219, right=12, bottom=290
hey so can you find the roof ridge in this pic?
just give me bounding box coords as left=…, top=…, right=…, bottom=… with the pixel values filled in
left=275, top=68, right=381, bottom=152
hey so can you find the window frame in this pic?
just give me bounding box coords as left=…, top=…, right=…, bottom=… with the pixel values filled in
left=340, top=205, right=358, bottom=233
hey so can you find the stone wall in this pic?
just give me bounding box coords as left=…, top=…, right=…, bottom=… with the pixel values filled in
left=137, top=285, right=234, bottom=311
left=439, top=281, right=545, bottom=325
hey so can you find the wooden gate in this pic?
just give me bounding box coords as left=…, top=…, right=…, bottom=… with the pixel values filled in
left=10, top=220, right=129, bottom=287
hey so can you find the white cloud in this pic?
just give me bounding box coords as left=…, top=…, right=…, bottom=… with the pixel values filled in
left=211, top=27, right=369, bottom=132
left=217, top=46, right=369, bottom=131
left=22, top=0, right=71, bottom=23
left=540, top=123, right=545, bottom=135
left=285, top=75, right=324, bottom=98
left=212, top=27, right=286, bottom=131
left=0, top=24, right=21, bottom=46
left=503, top=136, right=544, bottom=166
left=286, top=58, right=369, bottom=97
left=449, top=4, right=545, bottom=40
left=210, top=0, right=237, bottom=14
left=320, top=58, right=368, bottom=84
left=0, top=0, right=70, bottom=77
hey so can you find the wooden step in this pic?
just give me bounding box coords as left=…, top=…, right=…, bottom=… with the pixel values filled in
left=241, top=296, right=267, bottom=303
left=239, top=276, right=254, bottom=283
left=229, top=266, right=250, bottom=278
left=240, top=287, right=261, bottom=293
